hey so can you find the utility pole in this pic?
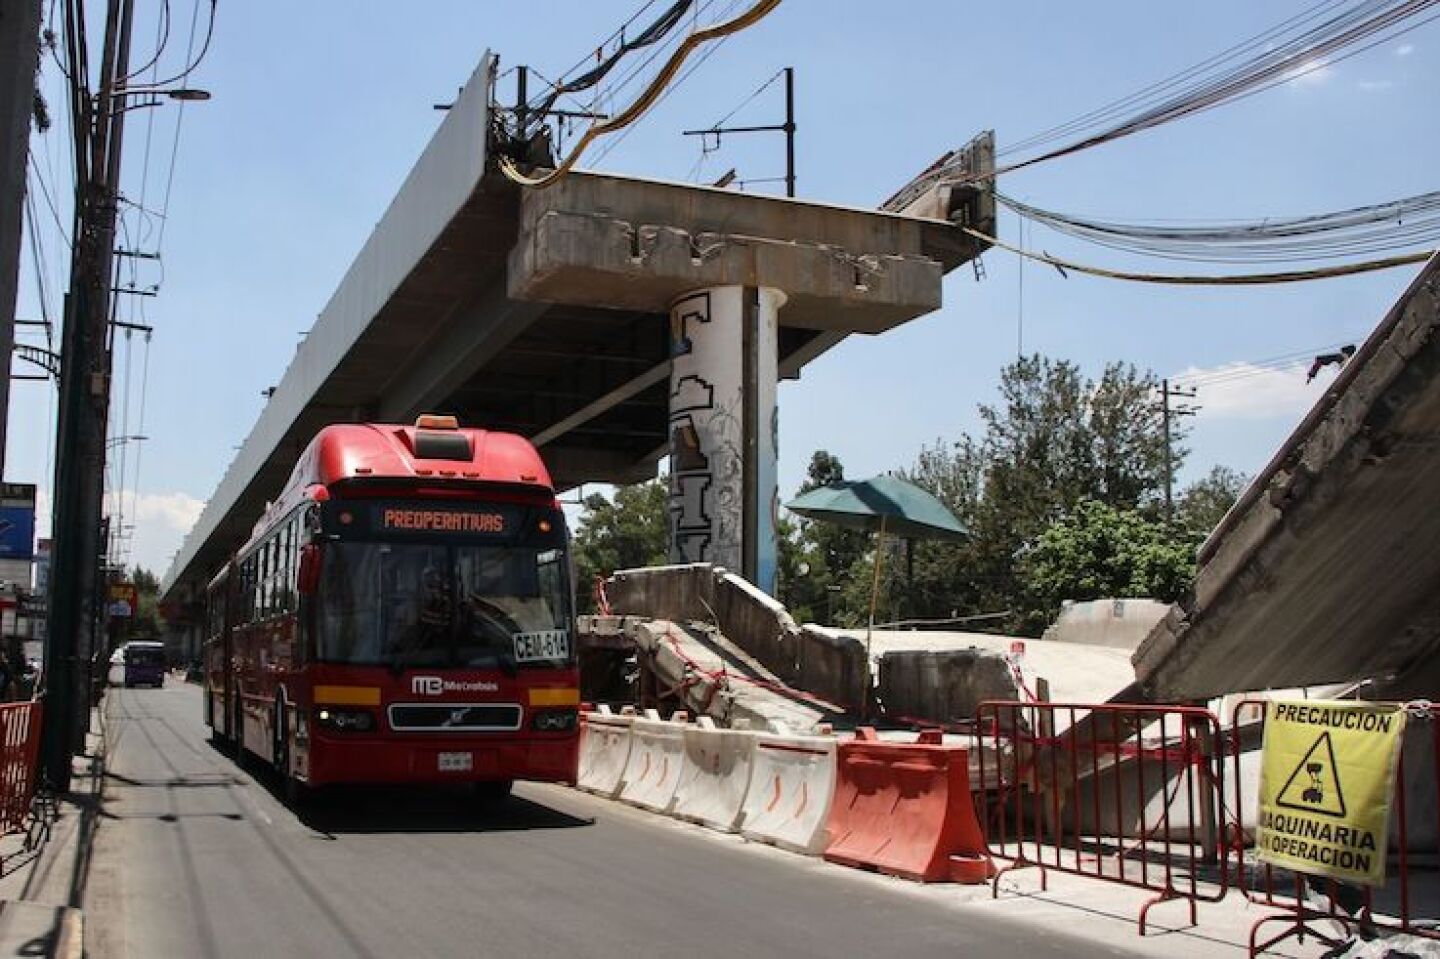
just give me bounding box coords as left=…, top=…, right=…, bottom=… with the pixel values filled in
left=0, top=0, right=44, bottom=478
left=683, top=66, right=795, bottom=197
left=43, top=0, right=135, bottom=788
left=1159, top=379, right=1198, bottom=523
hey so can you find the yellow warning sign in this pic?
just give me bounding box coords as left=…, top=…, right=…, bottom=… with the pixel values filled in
left=1257, top=701, right=1406, bottom=886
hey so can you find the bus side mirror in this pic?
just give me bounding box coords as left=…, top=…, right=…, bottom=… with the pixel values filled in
left=298, top=545, right=322, bottom=595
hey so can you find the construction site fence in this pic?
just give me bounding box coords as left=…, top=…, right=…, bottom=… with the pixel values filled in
left=0, top=701, right=43, bottom=836
left=1225, top=698, right=1439, bottom=957
left=972, top=700, right=1228, bottom=935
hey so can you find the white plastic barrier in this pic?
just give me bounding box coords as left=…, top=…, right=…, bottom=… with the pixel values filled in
left=617, top=711, right=687, bottom=813
left=739, top=728, right=837, bottom=855
left=670, top=718, right=757, bottom=832
left=577, top=707, right=635, bottom=798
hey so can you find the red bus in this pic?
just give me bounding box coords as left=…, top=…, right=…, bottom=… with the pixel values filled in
left=203, top=415, right=579, bottom=801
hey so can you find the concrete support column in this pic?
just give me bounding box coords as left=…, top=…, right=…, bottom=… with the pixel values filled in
left=668, top=285, right=785, bottom=593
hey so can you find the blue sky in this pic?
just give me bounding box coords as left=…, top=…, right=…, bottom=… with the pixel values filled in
left=12, top=0, right=1438, bottom=576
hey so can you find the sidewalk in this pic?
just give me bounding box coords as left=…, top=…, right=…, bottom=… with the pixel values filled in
left=0, top=710, right=107, bottom=959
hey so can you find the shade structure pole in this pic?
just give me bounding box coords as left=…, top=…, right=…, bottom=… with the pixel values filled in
left=862, top=513, right=887, bottom=719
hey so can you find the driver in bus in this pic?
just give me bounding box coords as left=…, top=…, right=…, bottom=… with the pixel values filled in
left=392, top=566, right=453, bottom=657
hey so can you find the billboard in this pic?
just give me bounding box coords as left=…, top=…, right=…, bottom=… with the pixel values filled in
left=0, top=484, right=36, bottom=561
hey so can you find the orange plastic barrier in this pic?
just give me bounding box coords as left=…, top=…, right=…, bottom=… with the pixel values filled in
left=823, top=728, right=992, bottom=883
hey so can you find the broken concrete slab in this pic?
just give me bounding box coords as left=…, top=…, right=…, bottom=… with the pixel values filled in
left=606, top=564, right=866, bottom=710
left=1135, top=254, right=1440, bottom=702
left=845, top=629, right=1138, bottom=709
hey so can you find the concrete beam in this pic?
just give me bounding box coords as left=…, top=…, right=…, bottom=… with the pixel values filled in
left=375, top=282, right=547, bottom=423
left=530, top=361, right=671, bottom=448
left=508, top=172, right=956, bottom=335
left=1134, top=255, right=1440, bottom=701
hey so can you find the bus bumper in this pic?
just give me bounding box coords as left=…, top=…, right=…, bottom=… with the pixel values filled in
left=302, top=733, right=578, bottom=787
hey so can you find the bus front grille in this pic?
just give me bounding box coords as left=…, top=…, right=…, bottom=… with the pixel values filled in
left=387, top=703, right=522, bottom=732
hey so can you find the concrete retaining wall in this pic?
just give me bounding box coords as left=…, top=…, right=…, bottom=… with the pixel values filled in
left=877, top=648, right=1019, bottom=725
left=1042, top=598, right=1171, bottom=651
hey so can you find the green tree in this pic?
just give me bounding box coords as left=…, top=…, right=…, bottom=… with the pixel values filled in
left=1016, top=499, right=1197, bottom=635
left=126, top=565, right=162, bottom=641
left=1177, top=465, right=1248, bottom=537
left=882, top=355, right=1184, bottom=633
left=572, top=480, right=670, bottom=612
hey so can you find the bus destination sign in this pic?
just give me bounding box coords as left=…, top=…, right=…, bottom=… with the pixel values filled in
left=326, top=500, right=523, bottom=542
left=381, top=508, right=507, bottom=535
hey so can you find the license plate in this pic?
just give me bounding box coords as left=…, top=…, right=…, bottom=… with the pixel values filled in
left=438, top=751, right=473, bottom=772
left=513, top=629, right=571, bottom=662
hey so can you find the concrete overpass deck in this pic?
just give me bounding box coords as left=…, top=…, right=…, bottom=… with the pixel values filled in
left=160, top=52, right=987, bottom=614
left=1134, top=253, right=1440, bottom=701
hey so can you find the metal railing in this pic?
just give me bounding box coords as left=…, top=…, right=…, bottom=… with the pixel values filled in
left=0, top=702, right=44, bottom=835
left=973, top=700, right=1228, bottom=934
left=1225, top=698, right=1439, bottom=956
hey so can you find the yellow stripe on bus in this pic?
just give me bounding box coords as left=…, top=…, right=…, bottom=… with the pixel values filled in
left=313, top=685, right=381, bottom=706
left=528, top=688, right=580, bottom=707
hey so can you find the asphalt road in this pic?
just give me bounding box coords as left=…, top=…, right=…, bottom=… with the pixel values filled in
left=84, top=683, right=1137, bottom=958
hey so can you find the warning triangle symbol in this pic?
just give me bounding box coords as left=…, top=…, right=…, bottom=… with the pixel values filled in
left=1276, top=731, right=1347, bottom=818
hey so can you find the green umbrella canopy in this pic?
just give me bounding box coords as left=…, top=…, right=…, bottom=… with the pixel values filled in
left=784, top=475, right=967, bottom=541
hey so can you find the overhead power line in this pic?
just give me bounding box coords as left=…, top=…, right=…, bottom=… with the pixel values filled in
left=961, top=225, right=1435, bottom=285
left=499, top=0, right=781, bottom=189
left=589, top=0, right=748, bottom=167
left=522, top=0, right=694, bottom=127
left=922, top=0, right=1440, bottom=193
left=997, top=189, right=1440, bottom=265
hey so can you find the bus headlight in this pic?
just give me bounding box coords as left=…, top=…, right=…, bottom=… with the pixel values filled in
left=316, top=707, right=376, bottom=732
left=532, top=709, right=578, bottom=732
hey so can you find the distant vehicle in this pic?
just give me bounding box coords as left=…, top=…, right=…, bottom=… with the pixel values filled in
left=203, top=415, right=579, bottom=803
left=122, top=641, right=168, bottom=688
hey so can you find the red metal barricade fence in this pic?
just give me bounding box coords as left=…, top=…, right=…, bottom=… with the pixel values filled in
left=0, top=701, right=43, bottom=836
left=1225, top=698, right=1439, bottom=957
left=973, top=701, right=1228, bottom=935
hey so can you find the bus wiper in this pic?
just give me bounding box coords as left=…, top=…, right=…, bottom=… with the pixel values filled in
left=497, top=649, right=519, bottom=679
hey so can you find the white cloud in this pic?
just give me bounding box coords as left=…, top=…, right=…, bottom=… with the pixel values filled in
left=1174, top=362, right=1327, bottom=420
left=1396, top=43, right=1415, bottom=57
left=100, top=490, right=207, bottom=575
left=1357, top=79, right=1395, bottom=92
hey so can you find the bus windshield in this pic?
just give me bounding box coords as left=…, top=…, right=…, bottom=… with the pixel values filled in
left=317, top=542, right=572, bottom=670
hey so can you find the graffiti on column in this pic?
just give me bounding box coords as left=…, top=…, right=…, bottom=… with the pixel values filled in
left=668, top=292, right=744, bottom=568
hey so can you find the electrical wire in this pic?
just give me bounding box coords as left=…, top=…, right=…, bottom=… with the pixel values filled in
left=132, top=0, right=216, bottom=90
left=1172, top=340, right=1361, bottom=387
left=523, top=0, right=694, bottom=126
left=680, top=66, right=784, bottom=181
left=589, top=0, right=748, bottom=166
left=912, top=0, right=1440, bottom=198
left=961, top=225, right=1435, bottom=285
left=121, top=0, right=170, bottom=84
left=542, top=0, right=664, bottom=102
left=22, top=192, right=55, bottom=352
left=705, top=66, right=783, bottom=131
left=1000, top=0, right=1351, bottom=157
left=25, top=149, right=71, bottom=248
left=997, top=190, right=1440, bottom=265
left=154, top=0, right=203, bottom=253
left=584, top=0, right=737, bottom=154
left=499, top=0, right=782, bottom=189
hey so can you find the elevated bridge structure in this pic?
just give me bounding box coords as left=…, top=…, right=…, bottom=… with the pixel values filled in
left=159, top=52, right=992, bottom=645
left=1135, top=254, right=1440, bottom=701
